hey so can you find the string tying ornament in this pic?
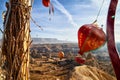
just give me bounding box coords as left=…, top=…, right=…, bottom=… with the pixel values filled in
left=76, top=0, right=106, bottom=64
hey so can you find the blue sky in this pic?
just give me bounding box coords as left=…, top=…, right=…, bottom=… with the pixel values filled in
left=0, top=0, right=120, bottom=42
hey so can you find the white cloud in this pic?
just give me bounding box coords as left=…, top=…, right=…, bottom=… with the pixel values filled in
left=91, top=0, right=110, bottom=8
left=51, top=0, right=78, bottom=27
left=73, top=4, right=92, bottom=9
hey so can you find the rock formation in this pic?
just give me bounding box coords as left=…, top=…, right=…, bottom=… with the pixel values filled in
left=70, top=65, right=116, bottom=80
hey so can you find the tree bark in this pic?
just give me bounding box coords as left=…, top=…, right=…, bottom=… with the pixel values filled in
left=2, top=0, right=31, bottom=80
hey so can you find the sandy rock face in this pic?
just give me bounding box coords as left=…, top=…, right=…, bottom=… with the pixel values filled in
left=70, top=65, right=116, bottom=80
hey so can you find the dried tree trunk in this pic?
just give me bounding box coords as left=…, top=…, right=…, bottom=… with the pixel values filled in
left=2, top=0, right=31, bottom=80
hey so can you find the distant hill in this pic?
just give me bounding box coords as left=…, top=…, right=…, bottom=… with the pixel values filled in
left=0, top=38, right=75, bottom=46
left=32, top=38, right=75, bottom=44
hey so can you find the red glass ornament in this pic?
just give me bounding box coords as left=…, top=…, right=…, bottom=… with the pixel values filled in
left=78, top=24, right=106, bottom=55
left=42, top=0, right=50, bottom=7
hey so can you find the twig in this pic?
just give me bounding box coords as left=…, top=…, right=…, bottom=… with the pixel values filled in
left=30, top=16, right=43, bottom=31
left=0, top=28, right=3, bottom=34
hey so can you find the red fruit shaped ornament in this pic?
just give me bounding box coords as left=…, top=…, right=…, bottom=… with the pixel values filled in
left=78, top=23, right=106, bottom=55
left=42, top=0, right=50, bottom=7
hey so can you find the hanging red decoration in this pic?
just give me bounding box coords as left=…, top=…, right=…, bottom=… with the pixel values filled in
left=78, top=23, right=106, bottom=55
left=42, top=0, right=50, bottom=7
left=75, top=56, right=85, bottom=64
